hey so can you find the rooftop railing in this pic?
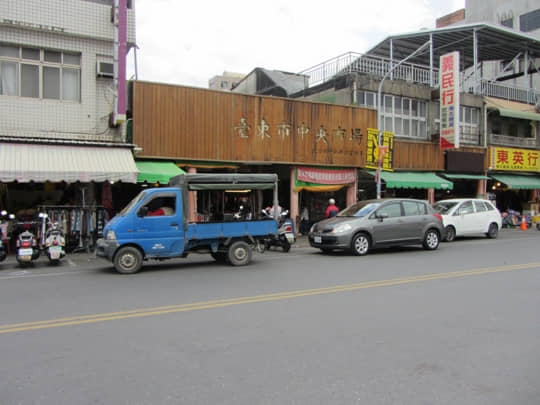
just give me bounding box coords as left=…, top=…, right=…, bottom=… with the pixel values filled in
left=300, top=53, right=540, bottom=104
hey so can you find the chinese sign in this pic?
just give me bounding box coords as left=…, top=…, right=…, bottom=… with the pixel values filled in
left=297, top=167, right=356, bottom=184
left=365, top=128, right=394, bottom=171
left=440, top=51, right=460, bottom=149
left=233, top=118, right=362, bottom=145
left=490, top=147, right=540, bottom=172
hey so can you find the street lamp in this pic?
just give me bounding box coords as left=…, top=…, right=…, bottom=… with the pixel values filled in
left=376, top=40, right=432, bottom=199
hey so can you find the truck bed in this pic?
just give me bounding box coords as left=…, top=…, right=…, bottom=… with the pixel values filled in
left=185, top=219, right=277, bottom=241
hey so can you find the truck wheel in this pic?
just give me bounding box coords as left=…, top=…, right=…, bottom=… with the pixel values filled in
left=227, top=241, right=252, bottom=266
left=114, top=246, right=143, bottom=274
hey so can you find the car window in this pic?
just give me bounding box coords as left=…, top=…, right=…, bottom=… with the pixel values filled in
left=456, top=200, right=474, bottom=215
left=403, top=201, right=427, bottom=216
left=339, top=202, right=380, bottom=217
left=433, top=201, right=458, bottom=214
left=474, top=201, right=487, bottom=212
left=376, top=202, right=402, bottom=218
left=484, top=201, right=496, bottom=211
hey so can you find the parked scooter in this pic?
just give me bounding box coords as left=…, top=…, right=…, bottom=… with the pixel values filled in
left=15, top=225, right=40, bottom=267
left=44, top=222, right=66, bottom=265
left=261, top=209, right=296, bottom=252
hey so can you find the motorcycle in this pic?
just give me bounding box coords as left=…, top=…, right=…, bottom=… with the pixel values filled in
left=261, top=209, right=296, bottom=252
left=0, top=210, right=9, bottom=262
left=15, top=225, right=40, bottom=267
left=44, top=221, right=66, bottom=265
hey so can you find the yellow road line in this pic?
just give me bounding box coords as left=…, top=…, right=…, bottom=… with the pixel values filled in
left=1, top=262, right=539, bottom=334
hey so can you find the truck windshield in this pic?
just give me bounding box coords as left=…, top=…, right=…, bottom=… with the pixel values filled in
left=118, top=191, right=146, bottom=216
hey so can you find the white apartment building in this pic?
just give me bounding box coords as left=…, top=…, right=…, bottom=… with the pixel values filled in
left=0, top=0, right=137, bottom=181
left=0, top=0, right=138, bottom=250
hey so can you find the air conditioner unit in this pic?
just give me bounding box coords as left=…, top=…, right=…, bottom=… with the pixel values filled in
left=96, top=61, right=114, bottom=78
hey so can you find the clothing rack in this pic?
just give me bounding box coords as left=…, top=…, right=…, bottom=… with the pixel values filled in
left=37, top=205, right=109, bottom=253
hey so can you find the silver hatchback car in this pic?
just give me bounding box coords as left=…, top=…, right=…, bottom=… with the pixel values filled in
left=308, top=198, right=444, bottom=255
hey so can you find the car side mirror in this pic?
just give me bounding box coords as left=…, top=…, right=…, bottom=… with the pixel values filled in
left=377, top=212, right=388, bottom=221
left=138, top=206, right=148, bottom=217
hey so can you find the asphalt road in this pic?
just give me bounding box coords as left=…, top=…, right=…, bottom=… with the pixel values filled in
left=1, top=229, right=539, bottom=404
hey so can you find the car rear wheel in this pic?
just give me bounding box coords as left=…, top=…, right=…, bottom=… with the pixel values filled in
left=351, top=233, right=370, bottom=256
left=444, top=225, right=456, bottom=242
left=423, top=229, right=440, bottom=250
left=486, top=223, right=499, bottom=239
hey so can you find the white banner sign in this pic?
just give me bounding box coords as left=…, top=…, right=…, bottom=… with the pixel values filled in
left=440, top=51, right=460, bottom=149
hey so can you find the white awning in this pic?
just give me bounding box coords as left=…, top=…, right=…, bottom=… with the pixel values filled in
left=0, top=143, right=138, bottom=183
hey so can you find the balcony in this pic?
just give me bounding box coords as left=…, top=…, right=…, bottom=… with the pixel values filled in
left=490, top=134, right=537, bottom=148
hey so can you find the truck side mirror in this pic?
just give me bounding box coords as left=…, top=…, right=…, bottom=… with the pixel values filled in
left=138, top=206, right=148, bottom=217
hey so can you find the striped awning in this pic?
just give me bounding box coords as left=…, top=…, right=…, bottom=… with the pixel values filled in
left=0, top=143, right=138, bottom=183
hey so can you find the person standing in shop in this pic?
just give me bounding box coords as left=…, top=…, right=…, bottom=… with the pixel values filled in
left=325, top=198, right=339, bottom=218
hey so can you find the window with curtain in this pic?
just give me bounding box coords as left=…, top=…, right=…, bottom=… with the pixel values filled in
left=0, top=43, right=81, bottom=101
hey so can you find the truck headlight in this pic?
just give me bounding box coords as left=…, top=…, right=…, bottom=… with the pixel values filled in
left=105, top=230, right=117, bottom=241
left=330, top=223, right=352, bottom=234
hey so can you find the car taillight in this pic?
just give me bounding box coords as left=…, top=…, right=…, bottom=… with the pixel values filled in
left=433, top=213, right=443, bottom=221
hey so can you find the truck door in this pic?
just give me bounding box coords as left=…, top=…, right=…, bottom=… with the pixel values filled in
left=133, top=192, right=184, bottom=256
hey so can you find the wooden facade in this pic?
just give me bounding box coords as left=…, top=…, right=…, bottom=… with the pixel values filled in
left=131, top=81, right=487, bottom=171
left=132, top=81, right=375, bottom=167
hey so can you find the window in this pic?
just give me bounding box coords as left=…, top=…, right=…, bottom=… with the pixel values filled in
left=0, top=44, right=80, bottom=101
left=403, top=201, right=427, bottom=216
left=356, top=90, right=377, bottom=108
left=501, top=17, right=513, bottom=28
left=520, top=9, right=540, bottom=32
left=456, top=201, right=474, bottom=215
left=376, top=202, right=402, bottom=218
left=380, top=95, right=427, bottom=139
left=434, top=102, right=480, bottom=144
left=474, top=201, right=487, bottom=212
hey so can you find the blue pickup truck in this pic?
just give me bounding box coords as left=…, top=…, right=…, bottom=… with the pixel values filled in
left=96, top=173, right=279, bottom=274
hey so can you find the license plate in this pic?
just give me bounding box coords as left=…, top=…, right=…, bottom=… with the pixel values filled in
left=314, top=236, right=322, bottom=243
left=18, top=248, right=33, bottom=256
left=50, top=251, right=61, bottom=259
left=20, top=255, right=31, bottom=261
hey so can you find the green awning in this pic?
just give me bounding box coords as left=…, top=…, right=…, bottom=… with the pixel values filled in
left=498, top=108, right=540, bottom=121
left=490, top=173, right=540, bottom=189
left=443, top=174, right=490, bottom=180
left=136, top=161, right=186, bottom=184
left=368, top=171, right=453, bottom=190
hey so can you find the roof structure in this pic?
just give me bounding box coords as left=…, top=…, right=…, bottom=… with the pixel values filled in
left=365, top=23, right=540, bottom=70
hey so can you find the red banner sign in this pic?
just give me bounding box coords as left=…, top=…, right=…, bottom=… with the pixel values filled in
left=297, top=167, right=356, bottom=184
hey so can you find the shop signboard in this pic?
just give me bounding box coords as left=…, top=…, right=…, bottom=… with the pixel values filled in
left=490, top=146, right=540, bottom=172
left=296, top=167, right=356, bottom=184
left=365, top=128, right=394, bottom=171
left=440, top=51, right=460, bottom=149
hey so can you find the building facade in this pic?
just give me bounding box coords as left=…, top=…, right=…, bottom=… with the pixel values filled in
left=0, top=0, right=138, bottom=252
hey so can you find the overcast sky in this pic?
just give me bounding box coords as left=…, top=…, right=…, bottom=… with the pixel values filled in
left=129, top=0, right=465, bottom=88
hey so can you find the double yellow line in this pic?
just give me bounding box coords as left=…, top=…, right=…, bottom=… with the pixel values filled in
left=1, top=262, right=539, bottom=335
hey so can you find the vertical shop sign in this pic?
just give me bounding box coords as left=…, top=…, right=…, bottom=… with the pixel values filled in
left=440, top=51, right=460, bottom=149
left=365, top=128, right=394, bottom=171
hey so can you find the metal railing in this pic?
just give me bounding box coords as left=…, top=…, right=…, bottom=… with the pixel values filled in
left=299, top=53, right=540, bottom=105
left=490, top=134, right=537, bottom=148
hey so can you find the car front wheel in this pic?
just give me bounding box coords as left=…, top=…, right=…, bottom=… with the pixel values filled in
left=114, top=246, right=143, bottom=274
left=486, top=223, right=499, bottom=239
left=423, top=229, right=440, bottom=250
left=351, top=233, right=370, bottom=256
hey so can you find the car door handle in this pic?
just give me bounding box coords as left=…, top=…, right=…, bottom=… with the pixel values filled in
left=170, top=223, right=179, bottom=227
